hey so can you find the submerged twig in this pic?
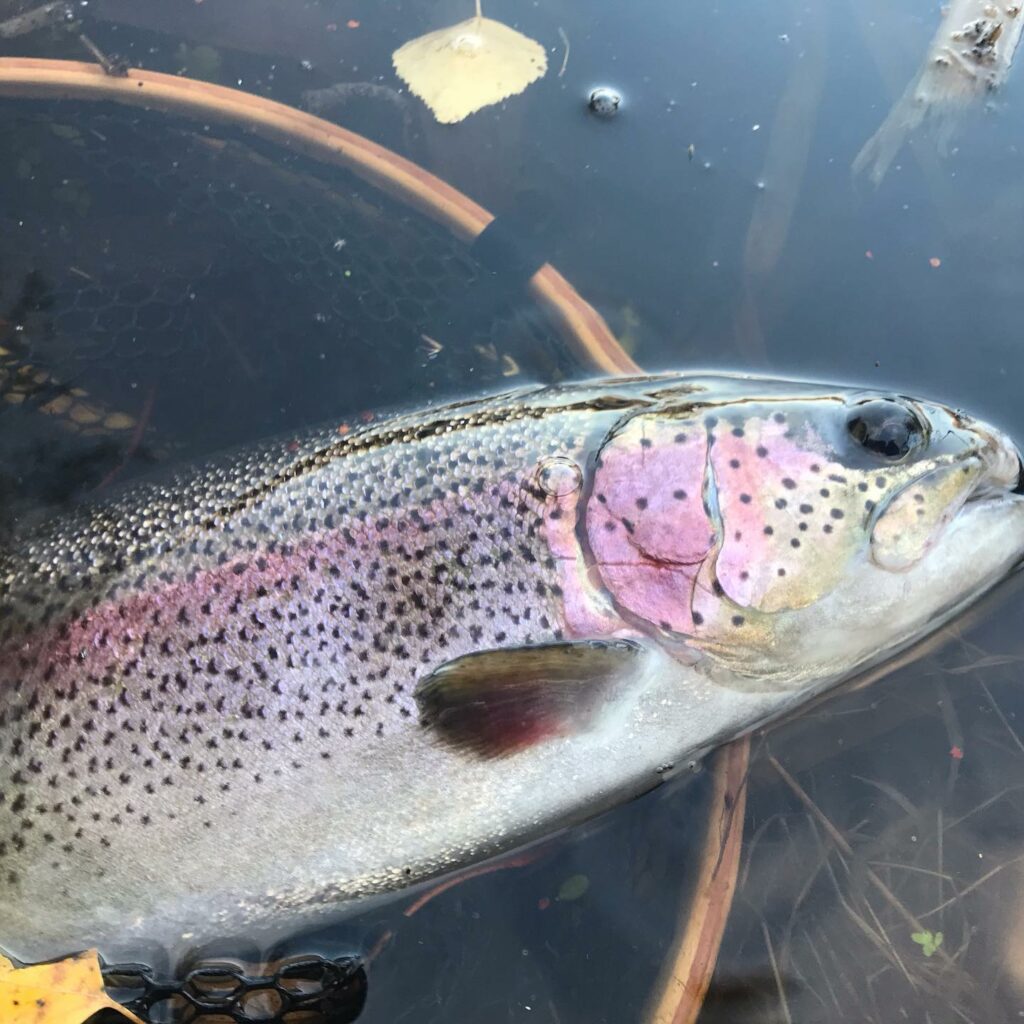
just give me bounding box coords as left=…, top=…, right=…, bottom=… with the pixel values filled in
left=761, top=919, right=793, bottom=1024
left=917, top=851, right=1024, bottom=920
left=769, top=755, right=957, bottom=969
left=978, top=678, right=1024, bottom=756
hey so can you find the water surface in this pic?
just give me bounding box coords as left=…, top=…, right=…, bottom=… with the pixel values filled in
left=3, top=0, right=1024, bottom=1021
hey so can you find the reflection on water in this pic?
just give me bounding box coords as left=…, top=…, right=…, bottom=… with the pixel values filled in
left=2, top=0, right=1024, bottom=1021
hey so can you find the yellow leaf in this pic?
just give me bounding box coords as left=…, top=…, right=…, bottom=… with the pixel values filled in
left=393, top=2, right=547, bottom=124
left=0, top=949, right=145, bottom=1024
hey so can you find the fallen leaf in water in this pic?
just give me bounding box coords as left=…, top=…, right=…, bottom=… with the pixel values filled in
left=393, top=2, right=547, bottom=124
left=557, top=873, right=590, bottom=902
left=0, top=949, right=144, bottom=1024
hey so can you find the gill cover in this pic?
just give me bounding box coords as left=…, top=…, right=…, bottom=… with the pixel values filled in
left=585, top=392, right=1002, bottom=637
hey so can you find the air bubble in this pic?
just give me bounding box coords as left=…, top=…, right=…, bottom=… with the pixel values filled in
left=587, top=86, right=622, bottom=117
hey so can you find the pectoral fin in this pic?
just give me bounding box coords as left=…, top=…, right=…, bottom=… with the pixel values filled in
left=415, top=638, right=645, bottom=758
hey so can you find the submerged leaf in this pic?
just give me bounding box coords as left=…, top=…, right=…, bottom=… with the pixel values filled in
left=557, top=873, right=590, bottom=902
left=392, top=8, right=547, bottom=124
left=0, top=949, right=144, bottom=1024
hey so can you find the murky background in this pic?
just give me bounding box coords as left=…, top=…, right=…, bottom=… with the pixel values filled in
left=3, top=0, right=1024, bottom=1021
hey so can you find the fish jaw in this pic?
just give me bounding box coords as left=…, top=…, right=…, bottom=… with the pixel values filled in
left=770, top=490, right=1024, bottom=690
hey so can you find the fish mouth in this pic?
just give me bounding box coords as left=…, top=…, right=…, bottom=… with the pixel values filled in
left=1012, top=454, right=1024, bottom=495
left=969, top=425, right=1024, bottom=502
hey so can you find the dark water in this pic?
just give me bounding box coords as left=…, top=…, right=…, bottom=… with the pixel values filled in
left=3, top=0, right=1024, bottom=1021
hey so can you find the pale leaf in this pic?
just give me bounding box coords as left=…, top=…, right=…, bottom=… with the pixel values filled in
left=393, top=14, right=547, bottom=124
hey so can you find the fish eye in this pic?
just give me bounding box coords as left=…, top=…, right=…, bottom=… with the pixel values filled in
left=846, top=400, right=924, bottom=460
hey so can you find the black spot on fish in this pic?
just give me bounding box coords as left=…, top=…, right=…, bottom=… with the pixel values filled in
left=692, top=611, right=704, bottom=625
left=731, top=427, right=745, bottom=438
left=636, top=497, right=648, bottom=510
left=740, top=493, right=752, bottom=504
left=674, top=489, right=688, bottom=500
left=775, top=498, right=787, bottom=510
left=782, top=478, right=797, bottom=490
left=830, top=508, right=845, bottom=519
left=731, top=615, right=745, bottom=627
left=756, top=446, right=768, bottom=458
left=763, top=526, right=774, bottom=535
left=799, top=504, right=813, bottom=514
left=790, top=538, right=801, bottom=548
left=730, top=459, right=741, bottom=469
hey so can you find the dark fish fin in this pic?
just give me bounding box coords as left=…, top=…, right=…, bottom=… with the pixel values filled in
left=415, top=638, right=644, bottom=758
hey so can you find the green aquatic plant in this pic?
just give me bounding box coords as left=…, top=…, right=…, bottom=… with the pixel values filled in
left=910, top=930, right=944, bottom=957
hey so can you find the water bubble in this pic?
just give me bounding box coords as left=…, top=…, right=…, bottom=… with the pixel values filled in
left=587, top=86, right=622, bottom=117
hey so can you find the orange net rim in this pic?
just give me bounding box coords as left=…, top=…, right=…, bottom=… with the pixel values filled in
left=0, top=57, right=638, bottom=376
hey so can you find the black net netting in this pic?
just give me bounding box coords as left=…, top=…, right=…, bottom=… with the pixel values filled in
left=99, top=952, right=367, bottom=1024
left=0, top=99, right=579, bottom=531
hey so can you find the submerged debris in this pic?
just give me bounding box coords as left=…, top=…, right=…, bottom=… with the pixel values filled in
left=854, top=0, right=1024, bottom=183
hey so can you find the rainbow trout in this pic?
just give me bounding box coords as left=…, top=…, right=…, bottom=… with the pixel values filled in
left=1, top=373, right=1023, bottom=962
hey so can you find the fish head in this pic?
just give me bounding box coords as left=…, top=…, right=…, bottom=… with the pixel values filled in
left=585, top=377, right=1024, bottom=687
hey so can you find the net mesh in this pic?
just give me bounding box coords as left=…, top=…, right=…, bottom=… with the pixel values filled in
left=100, top=952, right=367, bottom=1024
left=0, top=99, right=576, bottom=531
